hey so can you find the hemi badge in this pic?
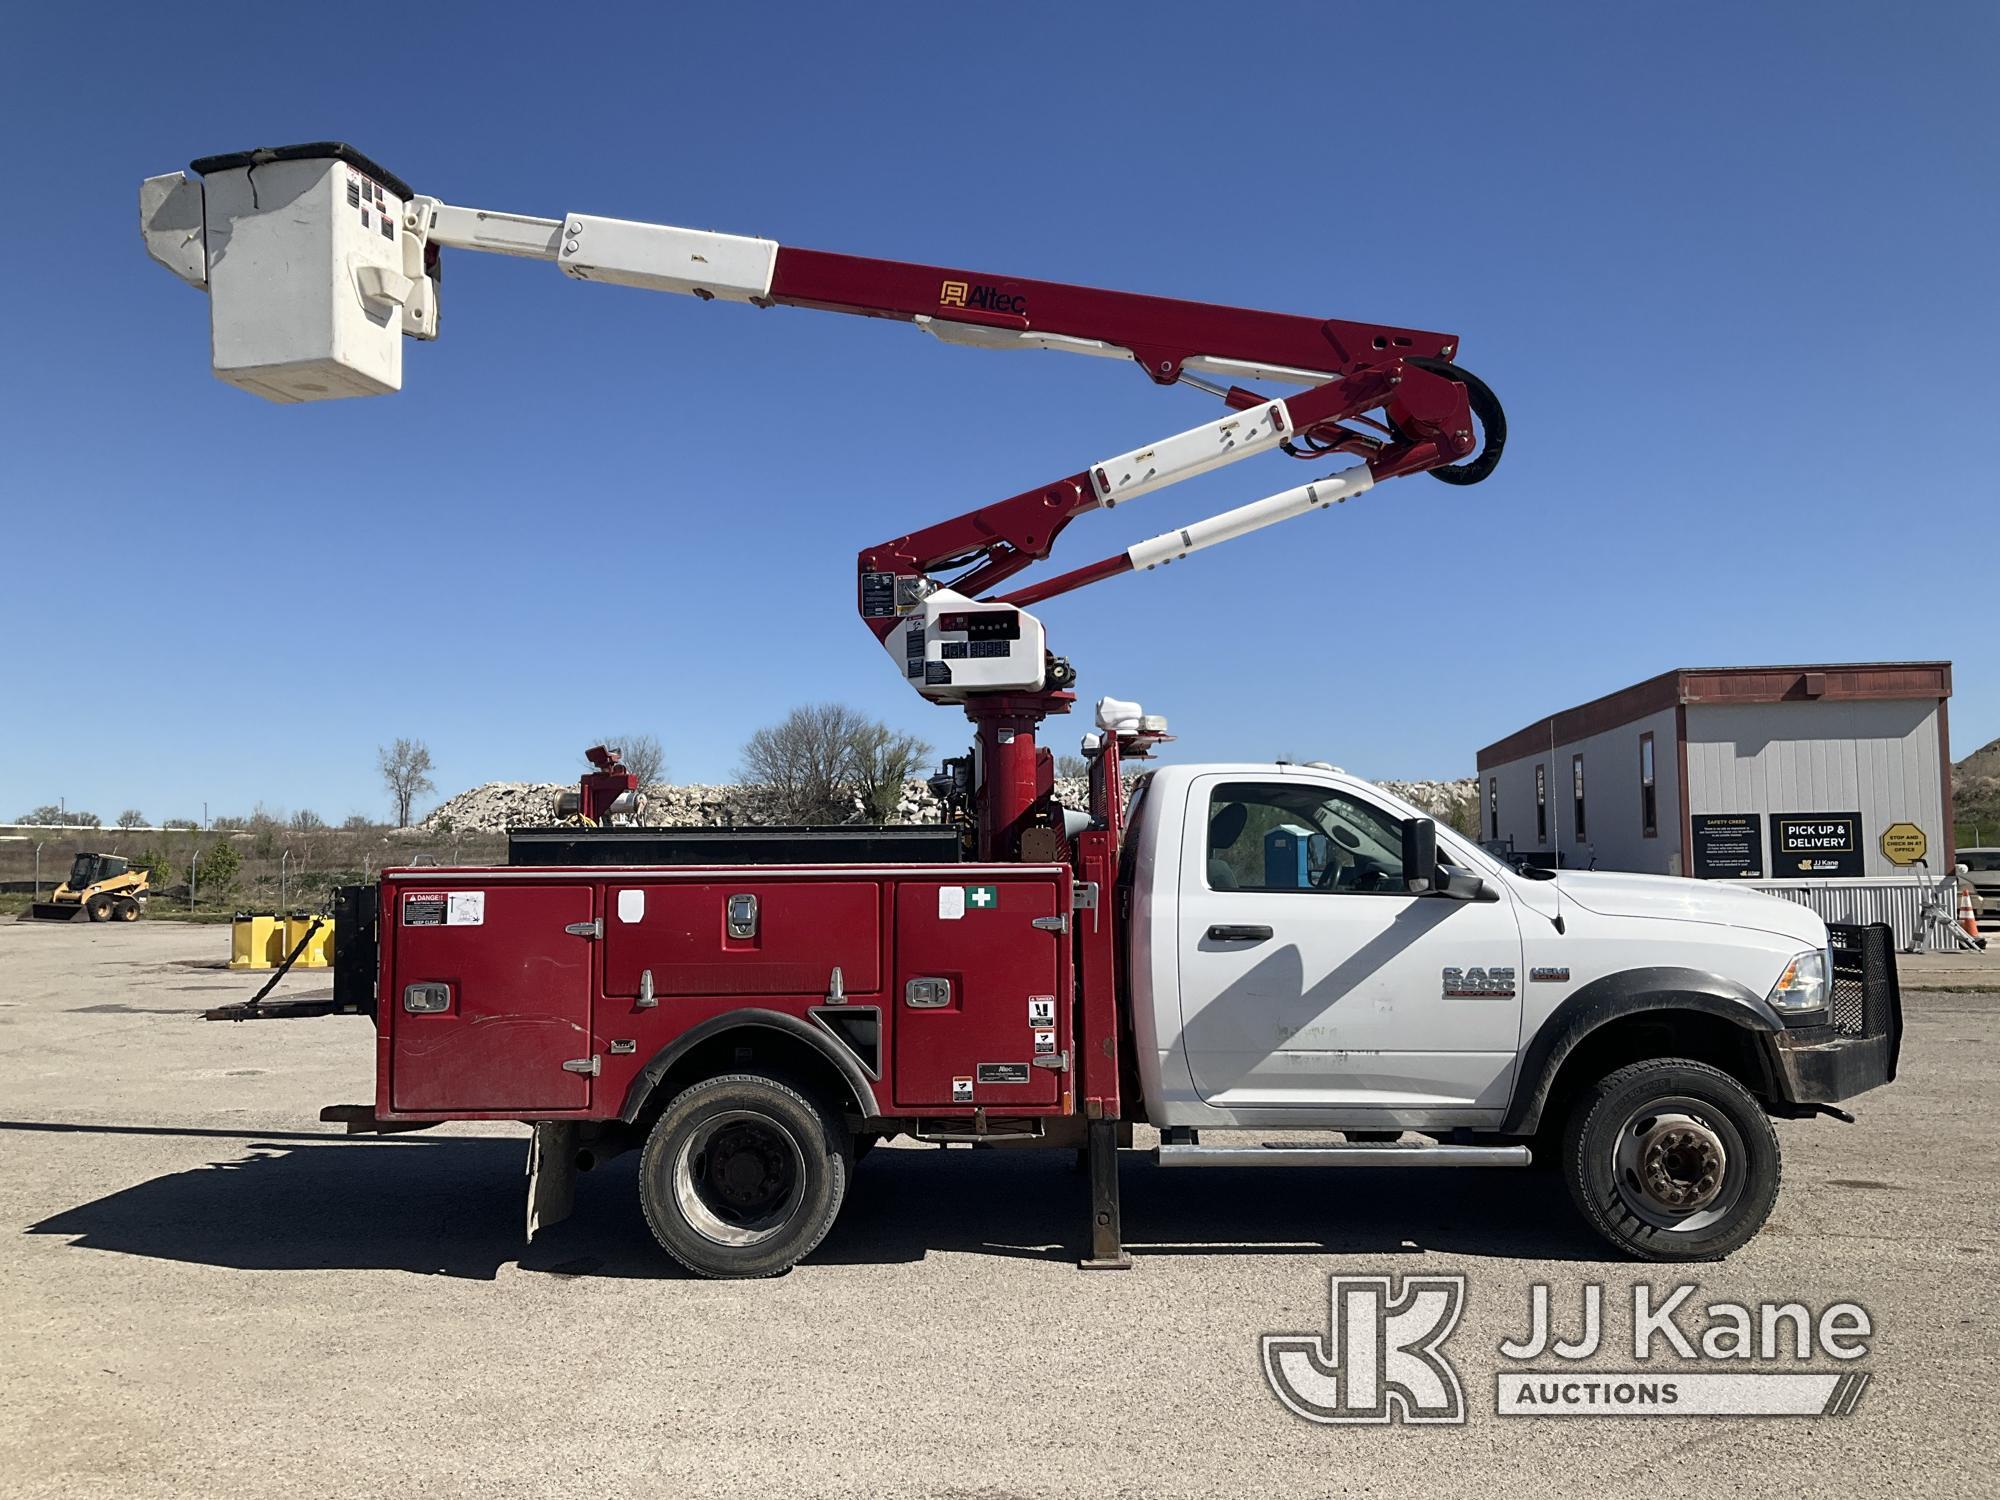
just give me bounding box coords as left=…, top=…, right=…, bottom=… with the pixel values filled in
left=1530, top=966, right=1571, bottom=983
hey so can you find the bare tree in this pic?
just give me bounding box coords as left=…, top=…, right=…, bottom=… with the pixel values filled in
left=378, top=738, right=436, bottom=828
left=742, top=705, right=932, bottom=825
left=1054, top=754, right=1089, bottom=780
left=741, top=704, right=865, bottom=824
left=850, top=721, right=932, bottom=823
left=289, top=808, right=327, bottom=832
left=116, top=808, right=147, bottom=829
left=599, top=733, right=667, bottom=789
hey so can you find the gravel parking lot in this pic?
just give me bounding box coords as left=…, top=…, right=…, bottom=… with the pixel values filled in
left=2, top=920, right=1994, bottom=1499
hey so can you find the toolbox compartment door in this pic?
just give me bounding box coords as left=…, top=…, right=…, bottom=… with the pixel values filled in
left=601, top=881, right=881, bottom=998
left=389, top=883, right=595, bottom=1113
left=891, top=877, right=1067, bottom=1110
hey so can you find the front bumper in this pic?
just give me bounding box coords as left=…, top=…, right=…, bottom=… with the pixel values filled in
left=1765, top=923, right=1902, bottom=1104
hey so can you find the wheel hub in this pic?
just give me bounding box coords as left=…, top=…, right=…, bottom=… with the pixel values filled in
left=1624, top=1111, right=1728, bottom=1217
left=708, top=1125, right=787, bottom=1208
left=672, top=1110, right=807, bottom=1248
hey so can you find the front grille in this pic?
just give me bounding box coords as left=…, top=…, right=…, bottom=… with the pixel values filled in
left=1828, top=922, right=1900, bottom=1044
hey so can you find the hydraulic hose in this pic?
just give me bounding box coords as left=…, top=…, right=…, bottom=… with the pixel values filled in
left=1408, top=357, right=1506, bottom=486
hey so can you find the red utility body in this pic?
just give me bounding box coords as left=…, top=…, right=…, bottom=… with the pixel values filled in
left=374, top=863, right=1077, bottom=1126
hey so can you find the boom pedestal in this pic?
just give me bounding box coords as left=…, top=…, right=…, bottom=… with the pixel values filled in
left=966, top=691, right=1072, bottom=862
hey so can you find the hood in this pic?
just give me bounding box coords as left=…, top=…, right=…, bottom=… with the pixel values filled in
left=1552, top=870, right=1826, bottom=946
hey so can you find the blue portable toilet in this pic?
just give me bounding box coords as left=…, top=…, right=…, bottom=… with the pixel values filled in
left=1264, top=823, right=1317, bottom=889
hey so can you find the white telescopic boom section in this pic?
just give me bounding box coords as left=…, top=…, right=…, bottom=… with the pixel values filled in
left=1088, top=401, right=1295, bottom=507
left=428, top=202, right=779, bottom=300
left=1124, top=465, right=1375, bottom=572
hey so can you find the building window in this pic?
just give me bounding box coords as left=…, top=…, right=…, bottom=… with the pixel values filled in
left=1535, top=764, right=1547, bottom=843
left=1488, top=777, right=1498, bottom=841
left=1639, top=732, right=1658, bottom=838
left=1572, top=754, right=1587, bottom=841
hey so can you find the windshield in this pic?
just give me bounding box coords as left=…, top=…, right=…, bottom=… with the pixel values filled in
left=66, top=855, right=98, bottom=887
left=1963, top=851, right=2000, bottom=873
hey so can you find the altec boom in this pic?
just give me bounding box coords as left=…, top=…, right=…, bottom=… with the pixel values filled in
left=142, top=141, right=1503, bottom=866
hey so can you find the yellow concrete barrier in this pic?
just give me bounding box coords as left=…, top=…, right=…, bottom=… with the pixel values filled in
left=228, top=913, right=288, bottom=969
left=284, top=912, right=335, bottom=969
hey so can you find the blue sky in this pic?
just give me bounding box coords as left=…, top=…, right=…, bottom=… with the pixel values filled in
left=3, top=3, right=1993, bottom=825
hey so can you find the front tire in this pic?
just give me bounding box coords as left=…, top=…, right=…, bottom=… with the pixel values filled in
left=1563, top=1058, right=1780, bottom=1261
left=638, top=1073, right=850, bottom=1279
left=86, top=895, right=113, bottom=922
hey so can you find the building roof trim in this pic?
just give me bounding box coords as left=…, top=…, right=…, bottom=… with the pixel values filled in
left=1475, top=661, right=1952, bottom=771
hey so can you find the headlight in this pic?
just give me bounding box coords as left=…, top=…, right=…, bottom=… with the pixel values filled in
left=1767, top=948, right=1829, bottom=1015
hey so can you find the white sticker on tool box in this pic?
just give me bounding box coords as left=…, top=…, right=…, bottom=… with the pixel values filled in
left=617, top=889, right=645, bottom=924
left=1033, top=1027, right=1057, bottom=1055
left=1027, top=996, right=1056, bottom=1025
left=952, top=1076, right=974, bottom=1102
left=446, top=891, right=485, bottom=926
left=938, top=886, right=966, bottom=921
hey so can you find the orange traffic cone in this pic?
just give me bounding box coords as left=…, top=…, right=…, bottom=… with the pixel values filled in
left=1959, top=881, right=1981, bottom=940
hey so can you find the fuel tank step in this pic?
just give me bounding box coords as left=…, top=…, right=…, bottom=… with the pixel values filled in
left=1154, top=1142, right=1531, bottom=1168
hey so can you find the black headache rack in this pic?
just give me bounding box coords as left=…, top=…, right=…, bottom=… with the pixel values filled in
left=202, top=883, right=379, bottom=1023
left=507, top=824, right=965, bottom=867
left=1769, top=922, right=1903, bottom=1104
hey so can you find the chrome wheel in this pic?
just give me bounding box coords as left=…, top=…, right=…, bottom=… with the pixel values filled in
left=672, top=1110, right=806, bottom=1248
left=1610, top=1097, right=1744, bottom=1233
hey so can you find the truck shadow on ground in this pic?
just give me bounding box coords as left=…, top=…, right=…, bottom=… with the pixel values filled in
left=16, top=1123, right=1604, bottom=1280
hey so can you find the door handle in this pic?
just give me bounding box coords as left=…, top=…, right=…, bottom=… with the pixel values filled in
left=1206, top=924, right=1274, bottom=943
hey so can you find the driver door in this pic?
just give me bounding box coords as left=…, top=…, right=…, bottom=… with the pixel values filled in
left=1174, top=774, right=1523, bottom=1110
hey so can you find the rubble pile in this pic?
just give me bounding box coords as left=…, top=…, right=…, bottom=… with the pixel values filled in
left=417, top=772, right=1477, bottom=834
left=1377, top=778, right=1479, bottom=818
left=417, top=779, right=946, bottom=834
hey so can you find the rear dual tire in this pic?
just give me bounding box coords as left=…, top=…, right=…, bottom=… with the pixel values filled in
left=1564, top=1058, right=1781, bottom=1262
left=638, top=1073, right=851, bottom=1279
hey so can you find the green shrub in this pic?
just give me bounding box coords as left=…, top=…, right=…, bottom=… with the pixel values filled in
left=197, top=839, right=242, bottom=894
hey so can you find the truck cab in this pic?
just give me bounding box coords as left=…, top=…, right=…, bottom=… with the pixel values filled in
left=1128, top=762, right=1845, bottom=1127
left=1122, top=761, right=1898, bottom=1258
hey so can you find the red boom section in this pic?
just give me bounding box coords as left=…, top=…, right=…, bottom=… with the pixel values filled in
left=767, top=247, right=1460, bottom=385
left=818, top=245, right=1492, bottom=864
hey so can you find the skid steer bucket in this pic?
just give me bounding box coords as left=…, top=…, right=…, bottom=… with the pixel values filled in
left=23, top=901, right=88, bottom=922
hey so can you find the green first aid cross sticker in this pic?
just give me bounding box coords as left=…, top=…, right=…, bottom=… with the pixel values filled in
left=964, top=885, right=998, bottom=910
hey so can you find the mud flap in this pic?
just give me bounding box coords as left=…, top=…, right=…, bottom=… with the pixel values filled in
left=525, top=1121, right=579, bottom=1241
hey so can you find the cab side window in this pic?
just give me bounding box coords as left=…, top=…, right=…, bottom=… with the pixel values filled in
left=1206, top=782, right=1407, bottom=894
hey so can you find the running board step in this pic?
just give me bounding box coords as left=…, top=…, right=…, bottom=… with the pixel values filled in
left=1155, top=1142, right=1531, bottom=1168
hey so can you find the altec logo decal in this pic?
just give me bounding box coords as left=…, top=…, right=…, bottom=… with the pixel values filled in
left=938, top=279, right=1027, bottom=316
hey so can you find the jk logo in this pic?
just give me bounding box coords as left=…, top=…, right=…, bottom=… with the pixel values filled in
left=1262, top=1275, right=1467, bottom=1424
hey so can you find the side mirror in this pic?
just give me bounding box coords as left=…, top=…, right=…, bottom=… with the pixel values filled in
left=1402, top=818, right=1437, bottom=894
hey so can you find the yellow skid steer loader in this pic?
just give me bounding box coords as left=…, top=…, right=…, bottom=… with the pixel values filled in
left=25, top=853, right=151, bottom=922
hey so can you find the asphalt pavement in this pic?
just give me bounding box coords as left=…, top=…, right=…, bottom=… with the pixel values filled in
left=1, top=920, right=1993, bottom=1499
